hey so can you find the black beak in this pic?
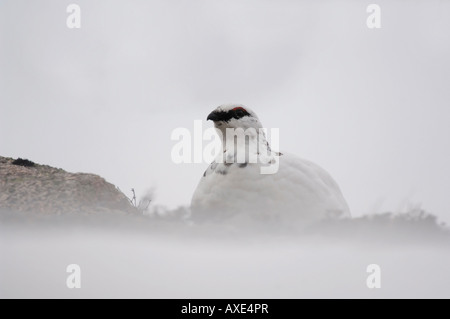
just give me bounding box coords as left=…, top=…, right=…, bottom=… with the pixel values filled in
left=207, top=111, right=221, bottom=122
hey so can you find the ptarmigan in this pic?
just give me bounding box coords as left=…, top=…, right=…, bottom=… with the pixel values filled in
left=191, top=104, right=350, bottom=227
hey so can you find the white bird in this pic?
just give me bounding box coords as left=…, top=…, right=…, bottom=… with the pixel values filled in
left=191, top=104, right=350, bottom=228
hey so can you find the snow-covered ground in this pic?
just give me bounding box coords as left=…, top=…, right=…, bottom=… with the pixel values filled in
left=1, top=211, right=449, bottom=298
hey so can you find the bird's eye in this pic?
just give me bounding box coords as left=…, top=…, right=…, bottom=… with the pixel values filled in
left=232, top=107, right=247, bottom=118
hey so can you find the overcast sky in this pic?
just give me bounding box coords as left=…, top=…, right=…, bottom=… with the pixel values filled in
left=1, top=0, right=449, bottom=222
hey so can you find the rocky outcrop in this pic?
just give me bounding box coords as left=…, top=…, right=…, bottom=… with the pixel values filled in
left=0, top=156, right=137, bottom=215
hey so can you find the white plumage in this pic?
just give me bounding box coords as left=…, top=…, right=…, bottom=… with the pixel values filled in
left=191, top=104, right=350, bottom=227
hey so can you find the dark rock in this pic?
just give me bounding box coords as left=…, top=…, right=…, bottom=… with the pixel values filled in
left=12, top=158, right=35, bottom=167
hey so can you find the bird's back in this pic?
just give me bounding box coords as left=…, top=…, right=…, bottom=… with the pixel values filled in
left=191, top=151, right=350, bottom=226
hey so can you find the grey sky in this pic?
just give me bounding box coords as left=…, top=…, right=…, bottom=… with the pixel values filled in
left=1, top=0, right=449, bottom=221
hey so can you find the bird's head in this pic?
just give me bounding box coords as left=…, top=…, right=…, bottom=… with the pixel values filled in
left=207, top=104, right=262, bottom=134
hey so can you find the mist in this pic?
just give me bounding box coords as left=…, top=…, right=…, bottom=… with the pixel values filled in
left=1, top=209, right=449, bottom=298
